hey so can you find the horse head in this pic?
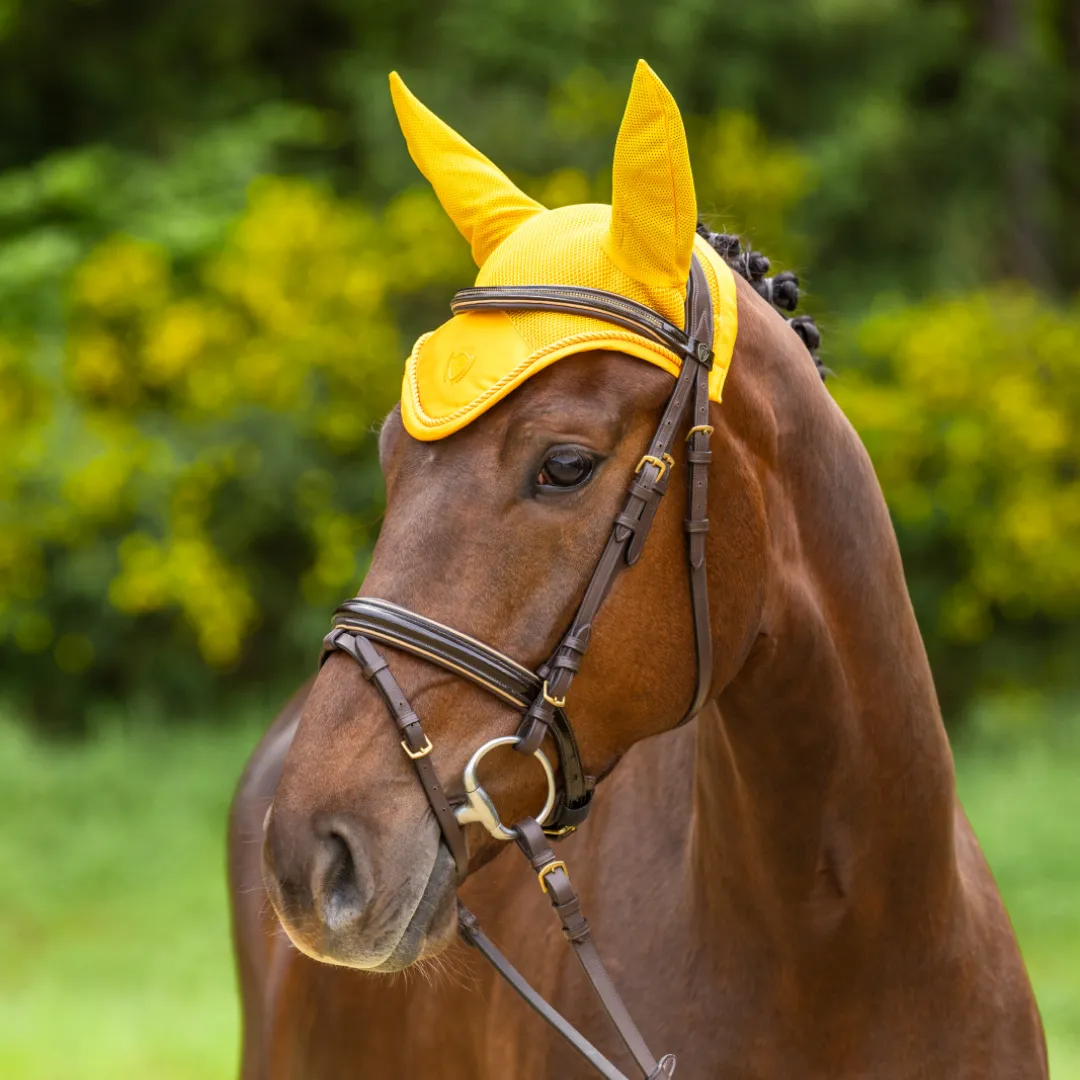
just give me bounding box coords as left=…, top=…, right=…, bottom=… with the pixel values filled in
left=261, top=61, right=797, bottom=972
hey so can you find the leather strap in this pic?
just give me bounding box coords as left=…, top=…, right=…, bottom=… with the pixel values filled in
left=321, top=629, right=471, bottom=881
left=682, top=266, right=715, bottom=719
left=452, top=284, right=699, bottom=363
left=515, top=818, right=673, bottom=1078
left=458, top=907, right=638, bottom=1080
left=515, top=255, right=714, bottom=758
left=325, top=598, right=593, bottom=835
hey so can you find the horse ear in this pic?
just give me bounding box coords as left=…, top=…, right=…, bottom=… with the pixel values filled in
left=607, top=61, right=697, bottom=291
left=389, top=72, right=546, bottom=268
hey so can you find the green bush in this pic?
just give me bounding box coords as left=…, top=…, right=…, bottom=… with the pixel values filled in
left=2, top=71, right=1079, bottom=726
left=0, top=175, right=472, bottom=724
left=833, top=288, right=1080, bottom=712
left=0, top=104, right=811, bottom=726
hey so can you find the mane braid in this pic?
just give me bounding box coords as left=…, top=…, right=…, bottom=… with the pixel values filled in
left=696, top=221, right=826, bottom=381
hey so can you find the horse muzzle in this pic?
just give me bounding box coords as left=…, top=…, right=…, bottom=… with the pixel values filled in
left=261, top=802, right=458, bottom=970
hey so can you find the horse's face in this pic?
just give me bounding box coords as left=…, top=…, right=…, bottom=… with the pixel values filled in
left=262, top=344, right=765, bottom=970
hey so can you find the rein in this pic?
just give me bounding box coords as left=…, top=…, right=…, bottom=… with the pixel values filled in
left=321, top=254, right=716, bottom=1079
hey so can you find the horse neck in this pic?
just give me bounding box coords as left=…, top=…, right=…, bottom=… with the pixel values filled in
left=690, top=296, right=959, bottom=947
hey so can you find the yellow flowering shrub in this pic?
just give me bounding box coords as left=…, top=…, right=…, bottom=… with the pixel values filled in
left=5, top=107, right=809, bottom=721
left=1, top=176, right=471, bottom=716
left=834, top=287, right=1080, bottom=700
left=9, top=104, right=1074, bottom=721
left=0, top=337, right=53, bottom=612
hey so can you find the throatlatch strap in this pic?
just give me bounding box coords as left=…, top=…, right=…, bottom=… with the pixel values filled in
left=682, top=266, right=714, bottom=719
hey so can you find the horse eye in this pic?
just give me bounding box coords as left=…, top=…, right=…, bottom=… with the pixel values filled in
left=536, top=448, right=595, bottom=491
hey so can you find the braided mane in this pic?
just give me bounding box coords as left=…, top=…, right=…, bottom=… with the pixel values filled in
left=696, top=223, right=825, bottom=381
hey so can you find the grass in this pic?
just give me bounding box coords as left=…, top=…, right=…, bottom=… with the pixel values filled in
left=0, top=716, right=257, bottom=1080
left=955, top=731, right=1080, bottom=1075
left=0, top=711, right=1077, bottom=1079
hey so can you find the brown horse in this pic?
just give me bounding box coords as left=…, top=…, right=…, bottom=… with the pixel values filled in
left=228, top=72, right=1047, bottom=1080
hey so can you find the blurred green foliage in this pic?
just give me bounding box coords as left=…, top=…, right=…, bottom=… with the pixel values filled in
left=835, top=289, right=1080, bottom=710
left=0, top=173, right=472, bottom=719
left=1, top=0, right=1079, bottom=725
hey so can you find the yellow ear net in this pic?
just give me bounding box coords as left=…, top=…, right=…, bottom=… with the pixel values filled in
left=390, top=62, right=739, bottom=442
left=606, top=60, right=698, bottom=296
left=389, top=72, right=546, bottom=267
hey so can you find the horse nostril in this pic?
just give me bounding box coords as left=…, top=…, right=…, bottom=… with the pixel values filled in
left=314, top=822, right=373, bottom=933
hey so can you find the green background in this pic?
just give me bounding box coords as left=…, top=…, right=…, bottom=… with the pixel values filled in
left=0, top=0, right=1077, bottom=1075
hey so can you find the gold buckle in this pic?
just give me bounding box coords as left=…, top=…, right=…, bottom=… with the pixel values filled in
left=401, top=734, right=433, bottom=759
left=636, top=453, right=674, bottom=482
left=537, top=860, right=569, bottom=894
left=685, top=424, right=714, bottom=441
left=542, top=679, right=567, bottom=708
left=542, top=824, right=578, bottom=839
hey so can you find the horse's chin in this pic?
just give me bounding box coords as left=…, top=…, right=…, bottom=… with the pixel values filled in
left=370, top=870, right=460, bottom=972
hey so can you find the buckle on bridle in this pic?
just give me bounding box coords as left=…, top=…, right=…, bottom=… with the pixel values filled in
left=401, top=734, right=433, bottom=759
left=685, top=424, right=714, bottom=441
left=635, top=453, right=675, bottom=483
left=537, top=859, right=569, bottom=894
left=542, top=679, right=567, bottom=708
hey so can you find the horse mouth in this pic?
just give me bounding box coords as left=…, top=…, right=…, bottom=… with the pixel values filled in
left=369, top=844, right=460, bottom=972
left=262, top=828, right=460, bottom=971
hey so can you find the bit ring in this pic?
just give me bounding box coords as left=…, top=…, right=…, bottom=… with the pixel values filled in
left=454, top=735, right=557, bottom=841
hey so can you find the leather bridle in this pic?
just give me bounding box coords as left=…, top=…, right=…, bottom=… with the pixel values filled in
left=320, top=254, right=717, bottom=1079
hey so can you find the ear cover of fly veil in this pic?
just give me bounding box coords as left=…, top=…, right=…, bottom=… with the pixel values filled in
left=389, top=73, right=546, bottom=268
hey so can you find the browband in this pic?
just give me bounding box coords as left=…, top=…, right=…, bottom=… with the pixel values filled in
left=452, top=284, right=712, bottom=365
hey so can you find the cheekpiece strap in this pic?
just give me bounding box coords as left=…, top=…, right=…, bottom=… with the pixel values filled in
left=511, top=255, right=715, bottom=759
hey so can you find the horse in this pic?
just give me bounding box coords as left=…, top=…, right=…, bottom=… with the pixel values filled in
left=228, top=62, right=1048, bottom=1079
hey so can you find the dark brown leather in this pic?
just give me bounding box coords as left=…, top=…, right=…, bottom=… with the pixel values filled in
left=515, top=255, right=715, bottom=757
left=682, top=264, right=715, bottom=719
left=321, top=254, right=715, bottom=1079
left=452, top=284, right=695, bottom=360
left=457, top=906, right=640, bottom=1080
left=321, top=628, right=471, bottom=881
left=325, top=598, right=594, bottom=834
left=515, top=817, right=672, bottom=1078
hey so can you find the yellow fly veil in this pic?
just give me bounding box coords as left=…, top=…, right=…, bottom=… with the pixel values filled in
left=390, top=61, right=739, bottom=441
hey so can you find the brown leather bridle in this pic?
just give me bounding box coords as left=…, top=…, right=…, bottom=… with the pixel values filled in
left=320, top=254, right=716, bottom=1079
